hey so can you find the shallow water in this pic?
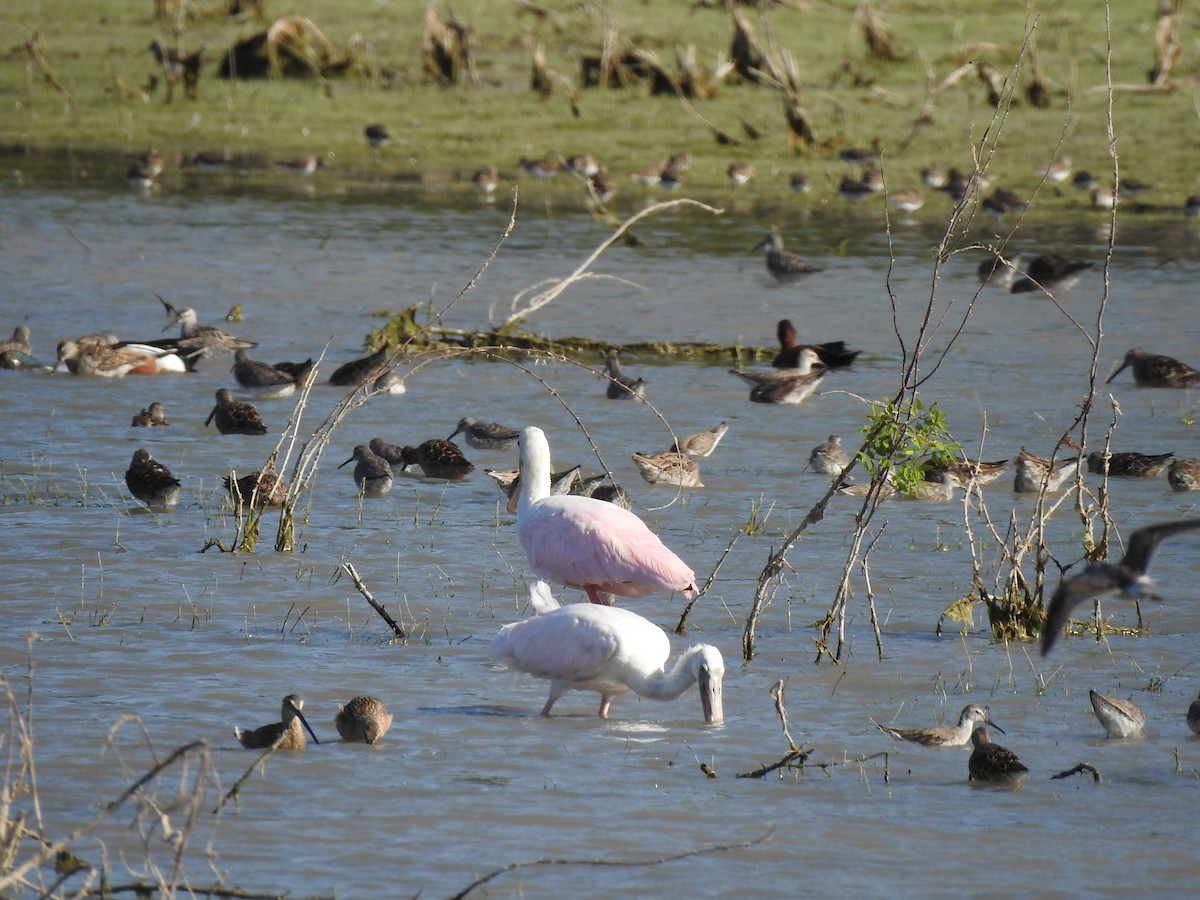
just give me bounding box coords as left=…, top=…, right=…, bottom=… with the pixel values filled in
left=2, top=158, right=1200, bottom=897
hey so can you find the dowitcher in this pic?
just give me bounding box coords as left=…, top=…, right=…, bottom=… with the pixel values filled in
left=231, top=349, right=297, bottom=398
left=602, top=349, right=646, bottom=400
left=225, top=464, right=288, bottom=509
left=1013, top=447, right=1079, bottom=493
left=1188, top=692, right=1200, bottom=735
left=131, top=401, right=170, bottom=427
left=205, top=388, right=267, bottom=435
left=810, top=435, right=851, bottom=477
left=55, top=339, right=184, bottom=377
left=1040, top=156, right=1072, bottom=183
left=920, top=163, right=947, bottom=188
left=968, top=726, right=1028, bottom=787
left=1106, top=347, right=1200, bottom=388
left=339, top=445, right=394, bottom=497
left=269, top=358, right=316, bottom=389
left=772, top=320, right=860, bottom=369
left=887, top=188, right=925, bottom=213
left=1041, top=519, right=1200, bottom=654
left=573, top=473, right=631, bottom=508
left=328, top=348, right=389, bottom=387
left=900, top=467, right=957, bottom=502
left=1087, top=450, right=1174, bottom=478
left=632, top=451, right=703, bottom=488
left=878, top=704, right=998, bottom=748
left=400, top=439, right=475, bottom=481
left=173, top=307, right=256, bottom=355
left=1011, top=254, right=1094, bottom=295
left=731, top=347, right=826, bottom=404
left=518, top=155, right=563, bottom=178
left=789, top=172, right=812, bottom=193
left=471, top=164, right=499, bottom=194
left=125, top=448, right=181, bottom=508
left=727, top=161, right=755, bottom=186
left=670, top=422, right=729, bottom=458
left=367, top=437, right=407, bottom=472
left=276, top=155, right=325, bottom=175
left=931, top=457, right=1009, bottom=487
left=982, top=187, right=1027, bottom=218
left=1089, top=690, right=1146, bottom=739
left=235, top=695, right=319, bottom=750
left=758, top=234, right=823, bottom=283
left=1167, top=458, right=1200, bottom=492
left=486, top=464, right=582, bottom=505
left=1072, top=170, right=1098, bottom=191
left=0, top=325, right=32, bottom=356
left=837, top=174, right=874, bottom=202
left=364, top=124, right=391, bottom=148
left=447, top=416, right=520, bottom=451
left=335, top=696, right=394, bottom=744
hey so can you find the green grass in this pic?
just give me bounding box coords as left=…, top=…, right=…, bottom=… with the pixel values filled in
left=3, top=1, right=1198, bottom=203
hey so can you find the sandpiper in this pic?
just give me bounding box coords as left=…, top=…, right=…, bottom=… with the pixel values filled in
left=878, top=704, right=998, bottom=748
left=789, top=172, right=812, bottom=193
left=931, top=457, right=1009, bottom=487
left=229, top=349, right=296, bottom=398
left=900, top=467, right=958, bottom=502
left=518, top=155, right=563, bottom=178
left=335, top=696, right=393, bottom=744
left=486, top=465, right=582, bottom=503
left=772, top=321, right=860, bottom=369
left=1167, top=458, right=1200, bottom=492
left=887, top=188, right=925, bottom=213
left=978, top=252, right=1022, bottom=288
left=364, top=124, right=391, bottom=148
left=920, top=163, right=947, bottom=188
left=471, top=164, right=500, bottom=194
left=1041, top=519, right=1200, bottom=654
left=447, top=416, right=520, bottom=451
left=127, top=162, right=157, bottom=190
left=1091, top=186, right=1117, bottom=210
left=758, top=235, right=823, bottom=284
left=1087, top=450, right=1174, bottom=478
left=731, top=347, right=826, bottom=404
left=566, top=154, right=600, bottom=178
left=670, top=422, right=729, bottom=457
left=270, top=358, right=316, bottom=389
left=1013, top=447, right=1079, bottom=493
left=1089, top=690, right=1146, bottom=739
left=173, top=307, right=256, bottom=356
left=1011, top=254, right=1094, bottom=295
left=131, top=402, right=170, bottom=427
left=968, top=726, right=1028, bottom=787
left=184, top=151, right=232, bottom=172
left=366, top=437, right=406, bottom=472
left=329, top=348, right=389, bottom=387
left=1106, top=347, right=1200, bottom=388
left=339, top=445, right=394, bottom=496
left=982, top=187, right=1027, bottom=218
left=1040, top=156, right=1073, bottom=183
left=125, top=448, right=181, bottom=508
left=205, top=388, right=267, bottom=435
left=1188, top=692, right=1200, bottom=735
left=225, top=464, right=288, bottom=509
left=838, top=146, right=878, bottom=165
left=235, top=695, right=319, bottom=750
left=574, top=474, right=631, bottom=508
left=400, top=439, right=474, bottom=481
left=1072, top=170, right=1098, bottom=191
left=810, top=435, right=851, bottom=476
left=838, top=174, right=874, bottom=202
left=727, top=161, right=755, bottom=186
left=138, top=148, right=164, bottom=177
left=632, top=451, right=703, bottom=488
left=276, top=155, right=325, bottom=175
left=602, top=349, right=646, bottom=400
left=587, top=165, right=617, bottom=205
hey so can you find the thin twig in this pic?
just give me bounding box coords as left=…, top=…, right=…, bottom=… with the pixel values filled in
left=340, top=562, right=406, bottom=639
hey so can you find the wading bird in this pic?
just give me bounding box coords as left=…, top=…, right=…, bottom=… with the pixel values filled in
left=235, top=694, right=319, bottom=750
left=335, top=696, right=394, bottom=744
left=878, top=704, right=998, bottom=748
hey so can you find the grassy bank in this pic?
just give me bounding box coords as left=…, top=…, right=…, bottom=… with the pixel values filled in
left=4, top=1, right=1198, bottom=203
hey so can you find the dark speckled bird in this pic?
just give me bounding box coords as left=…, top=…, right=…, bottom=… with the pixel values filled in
left=329, top=348, right=390, bottom=387
left=1086, top=450, right=1174, bottom=478
left=1167, top=459, right=1200, bottom=492
left=602, top=350, right=646, bottom=400
left=205, top=388, right=267, bottom=435
left=1041, top=519, right=1200, bottom=655
left=772, top=320, right=860, bottom=370
left=757, top=234, right=823, bottom=283
left=1011, top=254, right=1093, bottom=295
left=448, top=416, right=520, bottom=451
left=335, top=696, right=393, bottom=744
left=232, top=349, right=296, bottom=398
left=235, top=695, right=319, bottom=750
left=224, top=464, right=288, bottom=508
left=131, top=401, right=170, bottom=427
left=1106, top=347, right=1200, bottom=388
left=968, top=727, right=1028, bottom=787
left=339, top=445, right=394, bottom=496
left=125, top=448, right=181, bottom=507
left=400, top=439, right=474, bottom=481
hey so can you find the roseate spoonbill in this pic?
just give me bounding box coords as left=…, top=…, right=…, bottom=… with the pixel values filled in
left=1041, top=519, right=1200, bottom=655
left=516, top=426, right=696, bottom=605
left=489, top=585, right=723, bottom=722
left=878, top=704, right=999, bottom=748
left=235, top=695, right=319, bottom=750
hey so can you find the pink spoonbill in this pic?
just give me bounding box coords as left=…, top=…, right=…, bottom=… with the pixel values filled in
left=516, top=426, right=696, bottom=605
left=489, top=583, right=724, bottom=722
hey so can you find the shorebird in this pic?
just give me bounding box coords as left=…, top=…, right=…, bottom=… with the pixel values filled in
left=1106, top=347, right=1200, bottom=388
left=131, top=402, right=170, bottom=427
left=231, top=349, right=296, bottom=398
left=1041, top=519, right=1200, bottom=654
left=137, top=148, right=164, bottom=177
left=888, top=188, right=925, bottom=213
left=173, top=307, right=256, bottom=356
left=632, top=451, right=703, bottom=488
left=968, top=727, right=1028, bottom=787
left=631, top=151, right=691, bottom=187
left=276, top=155, right=325, bottom=175
left=205, top=388, right=267, bottom=435
left=1089, top=690, right=1146, bottom=739
left=920, top=163, right=947, bottom=188
left=1087, top=450, right=1174, bottom=478
left=731, top=347, right=826, bottom=404
left=587, top=166, right=617, bottom=204
left=224, top=465, right=288, bottom=509
left=184, top=151, right=232, bottom=172
left=366, top=437, right=407, bottom=471
left=471, top=164, right=499, bottom=194
left=1188, top=692, right=1200, bottom=735
left=977, top=253, right=1022, bottom=288
left=670, top=422, right=728, bottom=457
left=1167, top=458, right=1200, bottom=492
left=574, top=473, right=631, bottom=508
left=602, top=349, right=645, bottom=399
left=1011, top=254, right=1094, bottom=295
left=448, top=416, right=520, bottom=451
left=1040, top=156, right=1072, bottom=184
left=363, top=124, right=391, bottom=148
left=1185, top=195, right=1200, bottom=218
left=328, top=348, right=389, bottom=387
left=516, top=427, right=695, bottom=606
left=727, top=161, right=755, bottom=186
left=55, top=339, right=184, bottom=377
left=518, top=155, right=563, bottom=178
left=489, top=586, right=723, bottom=721
left=931, top=457, right=1009, bottom=487
left=0, top=325, right=32, bottom=356
left=399, top=439, right=474, bottom=481
left=1013, top=447, right=1079, bottom=493
left=125, top=448, right=181, bottom=508
left=810, top=435, right=851, bottom=476
left=900, top=467, right=958, bottom=502
left=1072, top=170, right=1098, bottom=191
left=269, top=358, right=315, bottom=389
left=127, top=162, right=157, bottom=190
left=758, top=233, right=823, bottom=283
left=339, top=445, right=394, bottom=497
left=486, top=465, right=582, bottom=504
left=878, top=704, right=998, bottom=748
left=982, top=187, right=1027, bottom=218
left=789, top=172, right=812, bottom=193
left=772, top=320, right=860, bottom=369
left=335, top=696, right=393, bottom=744
left=235, top=695, right=319, bottom=750
left=566, top=154, right=600, bottom=177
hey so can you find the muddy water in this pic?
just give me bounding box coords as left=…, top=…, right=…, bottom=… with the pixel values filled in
left=2, top=165, right=1200, bottom=896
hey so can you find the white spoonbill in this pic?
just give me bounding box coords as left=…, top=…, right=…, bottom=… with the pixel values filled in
left=516, top=426, right=696, bottom=605
left=489, top=583, right=724, bottom=722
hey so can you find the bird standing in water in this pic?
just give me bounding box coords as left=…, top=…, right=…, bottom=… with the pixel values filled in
left=235, top=695, right=320, bottom=750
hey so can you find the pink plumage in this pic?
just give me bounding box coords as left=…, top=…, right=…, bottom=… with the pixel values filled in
left=516, top=427, right=696, bottom=605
